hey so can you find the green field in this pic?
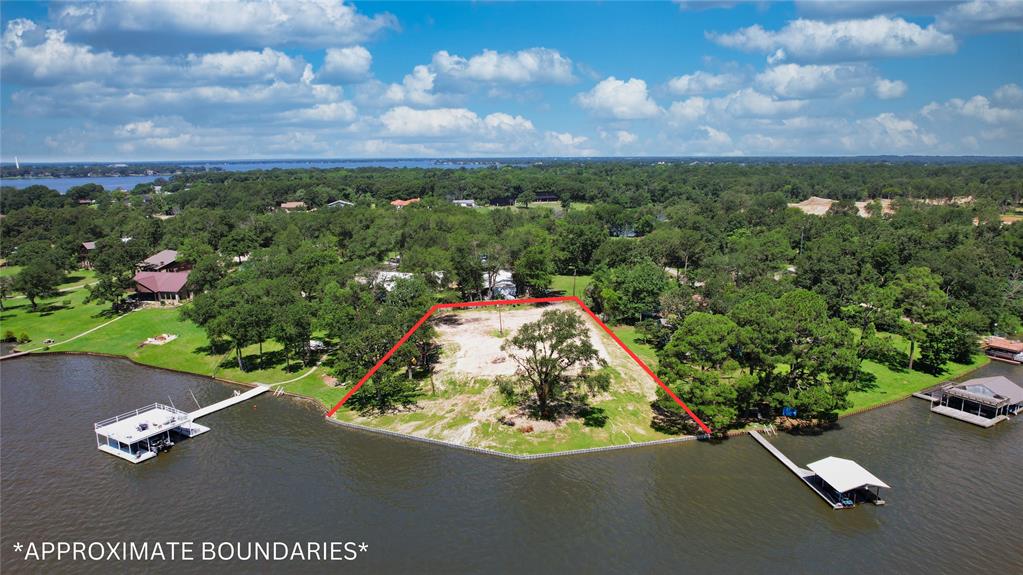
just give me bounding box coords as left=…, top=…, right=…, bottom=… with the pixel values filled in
left=0, top=287, right=111, bottom=346
left=549, top=274, right=591, bottom=298
left=610, top=324, right=658, bottom=368
left=842, top=330, right=988, bottom=414
left=1, top=268, right=96, bottom=295
left=1, top=287, right=323, bottom=390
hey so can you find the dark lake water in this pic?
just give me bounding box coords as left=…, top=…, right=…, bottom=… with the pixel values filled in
left=1, top=355, right=1020, bottom=574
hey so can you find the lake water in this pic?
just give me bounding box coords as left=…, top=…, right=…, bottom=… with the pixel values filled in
left=1, top=355, right=1020, bottom=574
left=0, top=175, right=175, bottom=193
left=0, top=159, right=505, bottom=192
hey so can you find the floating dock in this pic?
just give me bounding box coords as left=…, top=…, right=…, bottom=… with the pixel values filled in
left=95, top=385, right=269, bottom=463
left=749, top=430, right=888, bottom=509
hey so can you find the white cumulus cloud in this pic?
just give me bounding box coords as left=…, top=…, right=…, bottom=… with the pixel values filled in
left=52, top=0, right=398, bottom=48
left=319, top=46, right=372, bottom=83
left=935, top=0, right=1023, bottom=34
left=666, top=71, right=743, bottom=95
left=576, top=76, right=661, bottom=120
left=873, top=78, right=907, bottom=99
left=431, top=48, right=575, bottom=85
left=379, top=106, right=534, bottom=138
left=708, top=16, right=957, bottom=61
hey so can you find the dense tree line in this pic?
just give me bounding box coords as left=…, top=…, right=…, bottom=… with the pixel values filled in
left=2, top=162, right=1020, bottom=428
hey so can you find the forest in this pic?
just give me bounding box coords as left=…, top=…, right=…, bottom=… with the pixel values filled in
left=1, top=161, right=1021, bottom=433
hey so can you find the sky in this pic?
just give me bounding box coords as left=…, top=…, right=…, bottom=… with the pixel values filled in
left=1, top=0, right=1021, bottom=161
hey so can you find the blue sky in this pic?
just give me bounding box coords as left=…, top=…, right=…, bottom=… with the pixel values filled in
left=1, top=1, right=1021, bottom=160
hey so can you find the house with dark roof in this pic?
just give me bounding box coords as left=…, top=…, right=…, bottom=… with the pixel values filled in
left=134, top=271, right=192, bottom=303
left=79, top=241, right=97, bottom=268
left=139, top=249, right=188, bottom=272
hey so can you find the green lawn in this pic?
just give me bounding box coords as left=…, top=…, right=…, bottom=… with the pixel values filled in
left=549, top=274, right=591, bottom=298
left=1, top=287, right=325, bottom=391
left=2, top=268, right=97, bottom=298
left=0, top=287, right=111, bottom=346
left=842, top=330, right=989, bottom=414
left=54, top=306, right=324, bottom=387
left=610, top=324, right=658, bottom=368
left=332, top=370, right=673, bottom=456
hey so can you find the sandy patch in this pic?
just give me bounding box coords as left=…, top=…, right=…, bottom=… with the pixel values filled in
left=433, top=302, right=613, bottom=376
left=432, top=302, right=655, bottom=400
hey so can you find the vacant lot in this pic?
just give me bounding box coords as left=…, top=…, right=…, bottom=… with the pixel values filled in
left=334, top=302, right=675, bottom=455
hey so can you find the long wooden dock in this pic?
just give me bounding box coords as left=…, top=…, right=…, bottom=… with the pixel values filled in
left=189, top=385, right=269, bottom=419
left=749, top=430, right=843, bottom=509
left=750, top=430, right=813, bottom=478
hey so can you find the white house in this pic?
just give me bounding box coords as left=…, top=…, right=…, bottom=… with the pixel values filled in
left=483, top=269, right=517, bottom=300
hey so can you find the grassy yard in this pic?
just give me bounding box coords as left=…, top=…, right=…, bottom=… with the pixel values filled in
left=1, top=268, right=98, bottom=298
left=549, top=274, right=591, bottom=298
left=610, top=324, right=658, bottom=369
left=0, top=287, right=111, bottom=346
left=332, top=371, right=673, bottom=456
left=842, top=330, right=989, bottom=414
left=1, top=287, right=325, bottom=391
left=52, top=306, right=324, bottom=387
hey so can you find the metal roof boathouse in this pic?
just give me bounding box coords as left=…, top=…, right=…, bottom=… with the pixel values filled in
left=805, top=456, right=891, bottom=508
left=930, top=376, right=1023, bottom=428
left=750, top=430, right=890, bottom=510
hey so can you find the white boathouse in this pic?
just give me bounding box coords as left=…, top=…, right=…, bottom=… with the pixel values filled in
left=95, top=385, right=269, bottom=463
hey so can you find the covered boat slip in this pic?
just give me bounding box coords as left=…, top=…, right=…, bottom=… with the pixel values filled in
left=94, top=403, right=209, bottom=463
left=750, top=431, right=889, bottom=510
left=927, top=376, right=1023, bottom=428
left=94, top=385, right=269, bottom=463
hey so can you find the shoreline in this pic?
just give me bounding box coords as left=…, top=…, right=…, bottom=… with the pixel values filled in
left=3, top=347, right=997, bottom=458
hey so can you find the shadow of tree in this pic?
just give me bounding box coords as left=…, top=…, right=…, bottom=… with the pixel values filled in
left=649, top=402, right=700, bottom=435
left=851, top=369, right=879, bottom=393
left=578, top=405, right=608, bottom=428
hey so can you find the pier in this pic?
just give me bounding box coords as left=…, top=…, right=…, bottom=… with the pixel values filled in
left=749, top=430, right=889, bottom=509
left=95, top=384, right=270, bottom=463
left=189, top=385, right=269, bottom=419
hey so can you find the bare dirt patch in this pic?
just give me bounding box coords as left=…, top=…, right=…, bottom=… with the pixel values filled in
left=432, top=302, right=650, bottom=395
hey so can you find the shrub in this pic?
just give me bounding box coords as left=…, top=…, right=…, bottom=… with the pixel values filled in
left=17, top=333, right=31, bottom=344
left=2, top=330, right=15, bottom=342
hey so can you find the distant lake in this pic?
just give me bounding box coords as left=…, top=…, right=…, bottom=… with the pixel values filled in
left=0, top=159, right=507, bottom=193
left=0, top=175, right=170, bottom=193
left=182, top=159, right=504, bottom=171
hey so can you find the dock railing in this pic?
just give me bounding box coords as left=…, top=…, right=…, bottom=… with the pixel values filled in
left=94, top=403, right=189, bottom=430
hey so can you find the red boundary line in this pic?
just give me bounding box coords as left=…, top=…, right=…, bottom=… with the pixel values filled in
left=324, top=296, right=713, bottom=435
